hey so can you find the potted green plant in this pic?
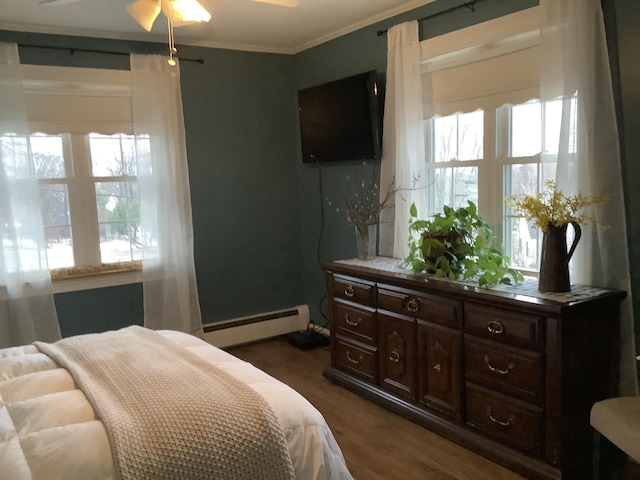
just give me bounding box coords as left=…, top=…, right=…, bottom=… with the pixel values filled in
left=403, top=201, right=523, bottom=287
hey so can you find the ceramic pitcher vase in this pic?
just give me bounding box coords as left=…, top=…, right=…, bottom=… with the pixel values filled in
left=538, top=221, right=581, bottom=292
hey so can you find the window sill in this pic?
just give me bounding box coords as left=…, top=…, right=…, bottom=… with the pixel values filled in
left=51, top=263, right=142, bottom=294
left=518, top=268, right=539, bottom=279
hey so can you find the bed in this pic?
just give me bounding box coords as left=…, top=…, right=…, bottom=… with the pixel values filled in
left=0, top=326, right=353, bottom=479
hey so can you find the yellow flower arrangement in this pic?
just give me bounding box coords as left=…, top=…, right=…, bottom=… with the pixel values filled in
left=504, top=180, right=609, bottom=231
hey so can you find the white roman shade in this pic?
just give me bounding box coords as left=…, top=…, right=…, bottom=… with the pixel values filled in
left=20, top=65, right=132, bottom=135
left=420, top=7, right=540, bottom=118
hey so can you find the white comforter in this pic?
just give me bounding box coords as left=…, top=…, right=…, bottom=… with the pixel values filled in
left=0, top=329, right=352, bottom=480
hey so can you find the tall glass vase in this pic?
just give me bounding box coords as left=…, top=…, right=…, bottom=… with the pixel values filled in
left=538, top=221, right=581, bottom=292
left=355, top=224, right=377, bottom=260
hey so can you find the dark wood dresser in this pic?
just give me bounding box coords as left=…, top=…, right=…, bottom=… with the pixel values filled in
left=321, top=257, right=625, bottom=480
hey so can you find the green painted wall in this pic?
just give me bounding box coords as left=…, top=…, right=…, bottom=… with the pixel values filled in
left=54, top=284, right=143, bottom=337
left=177, top=45, right=302, bottom=323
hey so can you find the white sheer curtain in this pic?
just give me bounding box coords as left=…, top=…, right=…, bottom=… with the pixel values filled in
left=540, top=0, right=637, bottom=394
left=380, top=20, right=427, bottom=259
left=130, top=55, right=203, bottom=337
left=0, top=43, right=61, bottom=348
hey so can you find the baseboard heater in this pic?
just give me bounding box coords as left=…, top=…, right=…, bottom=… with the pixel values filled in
left=202, top=304, right=310, bottom=348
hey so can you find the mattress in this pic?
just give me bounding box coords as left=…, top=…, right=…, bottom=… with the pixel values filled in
left=0, top=329, right=353, bottom=480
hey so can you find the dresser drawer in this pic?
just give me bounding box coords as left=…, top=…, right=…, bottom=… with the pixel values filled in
left=334, top=301, right=376, bottom=345
left=465, top=335, right=544, bottom=404
left=464, top=303, right=544, bottom=348
left=334, top=336, right=377, bottom=382
left=466, top=383, right=544, bottom=455
left=377, top=284, right=461, bottom=327
left=333, top=275, right=375, bottom=306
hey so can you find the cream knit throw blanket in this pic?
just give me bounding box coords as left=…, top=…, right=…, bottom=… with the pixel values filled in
left=35, top=326, right=295, bottom=480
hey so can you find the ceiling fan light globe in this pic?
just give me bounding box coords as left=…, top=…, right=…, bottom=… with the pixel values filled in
left=162, top=0, right=211, bottom=23
left=126, top=0, right=162, bottom=32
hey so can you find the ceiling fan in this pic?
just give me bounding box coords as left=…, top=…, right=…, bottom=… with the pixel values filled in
left=37, top=0, right=212, bottom=31
left=38, top=0, right=212, bottom=65
left=39, top=0, right=300, bottom=8
left=38, top=0, right=300, bottom=29
left=38, top=0, right=300, bottom=63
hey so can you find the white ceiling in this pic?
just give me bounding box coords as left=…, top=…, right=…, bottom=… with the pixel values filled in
left=0, top=0, right=435, bottom=55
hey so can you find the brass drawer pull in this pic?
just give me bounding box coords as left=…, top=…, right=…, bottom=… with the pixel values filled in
left=487, top=319, right=504, bottom=335
left=344, top=314, right=362, bottom=327
left=344, top=285, right=355, bottom=298
left=484, top=355, right=515, bottom=375
left=433, top=363, right=442, bottom=373
left=389, top=349, right=401, bottom=363
left=486, top=406, right=515, bottom=427
left=406, top=299, right=419, bottom=313
left=346, top=350, right=363, bottom=365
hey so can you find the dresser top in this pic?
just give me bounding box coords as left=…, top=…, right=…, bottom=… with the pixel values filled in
left=323, top=257, right=625, bottom=312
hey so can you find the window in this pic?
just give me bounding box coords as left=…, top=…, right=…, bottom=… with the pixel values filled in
left=1, top=132, right=151, bottom=275
left=1, top=65, right=147, bottom=290
left=420, top=7, right=558, bottom=273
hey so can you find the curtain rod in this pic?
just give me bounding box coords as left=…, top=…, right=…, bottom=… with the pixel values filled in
left=376, top=0, right=481, bottom=36
left=18, top=44, right=204, bottom=64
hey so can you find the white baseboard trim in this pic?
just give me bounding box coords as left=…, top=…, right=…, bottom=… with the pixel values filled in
left=202, top=304, right=310, bottom=348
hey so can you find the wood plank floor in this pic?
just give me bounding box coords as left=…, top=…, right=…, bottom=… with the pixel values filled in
left=227, top=337, right=526, bottom=480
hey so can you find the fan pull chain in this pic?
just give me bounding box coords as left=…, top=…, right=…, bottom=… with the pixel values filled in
left=167, top=17, right=177, bottom=66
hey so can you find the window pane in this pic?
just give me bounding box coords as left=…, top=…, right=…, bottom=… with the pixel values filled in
left=428, top=166, right=478, bottom=215
left=511, top=101, right=541, bottom=157
left=504, top=164, right=540, bottom=269
left=1, top=134, right=31, bottom=179
left=543, top=97, right=577, bottom=155
left=134, top=135, right=152, bottom=176
left=31, top=134, right=66, bottom=179
left=433, top=115, right=456, bottom=163
left=95, top=181, right=141, bottom=263
left=544, top=100, right=562, bottom=155
left=90, top=133, right=138, bottom=177
left=433, top=111, right=483, bottom=163
left=458, top=111, right=483, bottom=160
left=1, top=184, right=49, bottom=272
left=39, top=184, right=73, bottom=269
left=44, top=226, right=73, bottom=269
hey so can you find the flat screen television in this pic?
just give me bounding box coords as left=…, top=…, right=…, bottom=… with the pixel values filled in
left=298, top=70, right=381, bottom=164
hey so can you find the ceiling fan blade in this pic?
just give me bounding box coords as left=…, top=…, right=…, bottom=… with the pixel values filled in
left=39, top=0, right=86, bottom=5
left=126, top=0, right=162, bottom=32
left=252, top=0, right=300, bottom=6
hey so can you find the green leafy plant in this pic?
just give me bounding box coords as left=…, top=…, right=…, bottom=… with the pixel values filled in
left=403, top=201, right=523, bottom=287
